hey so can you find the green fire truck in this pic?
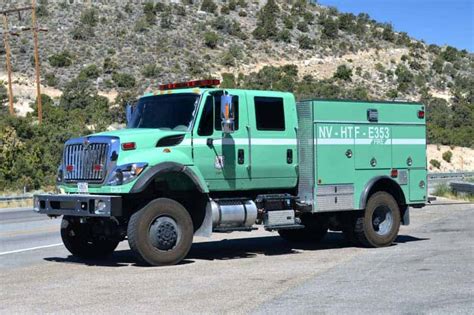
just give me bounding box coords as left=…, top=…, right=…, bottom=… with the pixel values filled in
left=34, top=79, right=427, bottom=266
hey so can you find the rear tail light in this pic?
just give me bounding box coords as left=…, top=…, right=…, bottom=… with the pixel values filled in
left=390, top=169, right=398, bottom=178
left=66, top=165, right=74, bottom=172
left=417, top=110, right=425, bottom=119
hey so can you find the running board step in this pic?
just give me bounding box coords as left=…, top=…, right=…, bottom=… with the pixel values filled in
left=213, top=226, right=258, bottom=233
left=264, top=224, right=305, bottom=231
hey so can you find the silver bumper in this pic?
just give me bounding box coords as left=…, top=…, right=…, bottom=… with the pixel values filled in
left=33, top=194, right=122, bottom=217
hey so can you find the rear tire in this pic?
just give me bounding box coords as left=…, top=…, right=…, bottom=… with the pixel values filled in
left=278, top=214, right=328, bottom=243
left=127, top=198, right=194, bottom=266
left=61, top=216, right=119, bottom=259
left=351, top=192, right=401, bottom=247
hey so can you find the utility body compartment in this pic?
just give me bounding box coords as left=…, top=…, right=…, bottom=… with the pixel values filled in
left=296, top=99, right=427, bottom=211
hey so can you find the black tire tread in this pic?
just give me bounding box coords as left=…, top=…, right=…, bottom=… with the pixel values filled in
left=127, top=198, right=194, bottom=266
left=61, top=217, right=119, bottom=259
left=354, top=191, right=401, bottom=248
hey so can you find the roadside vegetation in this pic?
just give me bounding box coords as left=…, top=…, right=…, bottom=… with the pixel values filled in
left=433, top=183, right=474, bottom=202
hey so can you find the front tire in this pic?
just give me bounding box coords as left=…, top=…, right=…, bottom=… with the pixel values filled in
left=127, top=198, right=194, bottom=266
left=61, top=216, right=120, bottom=259
left=353, top=192, right=401, bottom=247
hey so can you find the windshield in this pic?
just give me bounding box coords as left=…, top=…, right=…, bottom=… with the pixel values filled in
left=128, top=94, right=199, bottom=130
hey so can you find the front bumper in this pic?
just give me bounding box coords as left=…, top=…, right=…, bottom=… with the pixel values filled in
left=34, top=194, right=122, bottom=217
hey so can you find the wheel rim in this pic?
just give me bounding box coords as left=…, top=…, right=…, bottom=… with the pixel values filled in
left=149, top=216, right=180, bottom=251
left=372, top=206, right=393, bottom=236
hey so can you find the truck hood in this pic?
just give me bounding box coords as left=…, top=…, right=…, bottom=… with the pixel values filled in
left=93, top=128, right=186, bottom=150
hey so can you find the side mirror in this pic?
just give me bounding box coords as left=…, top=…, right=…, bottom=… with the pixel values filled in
left=220, top=94, right=234, bottom=133
left=126, top=103, right=133, bottom=126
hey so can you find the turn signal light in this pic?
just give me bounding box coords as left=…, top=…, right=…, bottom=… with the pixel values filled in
left=390, top=169, right=398, bottom=178
left=417, top=110, right=425, bottom=119
left=122, top=142, right=136, bottom=150
left=93, top=164, right=103, bottom=172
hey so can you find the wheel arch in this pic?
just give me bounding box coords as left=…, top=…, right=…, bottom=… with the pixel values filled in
left=360, top=176, right=407, bottom=211
left=128, top=162, right=209, bottom=232
left=130, top=162, right=208, bottom=194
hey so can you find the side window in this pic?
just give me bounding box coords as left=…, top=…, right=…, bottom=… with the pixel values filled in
left=254, top=97, right=285, bottom=131
left=214, top=95, right=239, bottom=131
left=197, top=96, right=213, bottom=136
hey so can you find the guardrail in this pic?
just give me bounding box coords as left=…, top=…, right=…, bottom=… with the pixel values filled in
left=428, top=172, right=474, bottom=180
left=450, top=182, right=474, bottom=194
left=0, top=195, right=33, bottom=201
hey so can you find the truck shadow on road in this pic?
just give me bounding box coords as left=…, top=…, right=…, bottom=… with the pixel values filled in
left=43, top=232, right=427, bottom=267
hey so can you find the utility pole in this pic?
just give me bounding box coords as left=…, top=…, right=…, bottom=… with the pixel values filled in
left=1, top=4, right=46, bottom=123
left=31, top=0, right=42, bottom=124
left=2, top=13, right=14, bottom=115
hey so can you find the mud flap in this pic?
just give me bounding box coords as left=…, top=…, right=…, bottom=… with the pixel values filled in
left=194, top=202, right=213, bottom=237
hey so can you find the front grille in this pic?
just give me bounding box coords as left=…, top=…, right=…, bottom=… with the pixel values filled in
left=63, top=143, right=109, bottom=182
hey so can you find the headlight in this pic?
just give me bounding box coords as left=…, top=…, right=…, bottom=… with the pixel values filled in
left=107, top=162, right=148, bottom=186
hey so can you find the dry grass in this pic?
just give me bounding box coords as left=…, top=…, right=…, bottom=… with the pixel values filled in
left=0, top=199, right=33, bottom=209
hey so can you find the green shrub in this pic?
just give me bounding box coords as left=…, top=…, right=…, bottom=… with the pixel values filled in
left=48, top=51, right=73, bottom=67
left=201, top=0, right=217, bottom=13
left=112, top=72, right=136, bottom=88
left=430, top=159, right=441, bottom=169
left=79, top=64, right=101, bottom=80
left=321, top=18, right=338, bottom=39
left=160, top=10, right=172, bottom=29
left=80, top=8, right=99, bottom=27
left=297, top=21, right=309, bottom=32
left=71, top=25, right=94, bottom=40
left=442, top=150, right=453, bottom=163
left=204, top=31, right=219, bottom=48
left=103, top=57, right=118, bottom=74
left=44, top=73, right=59, bottom=87
left=134, top=18, right=149, bottom=32
left=252, top=0, right=280, bottom=40
left=142, top=64, right=160, bottom=78
left=221, top=5, right=230, bottom=15
left=433, top=183, right=450, bottom=196
left=333, top=65, right=352, bottom=81
left=36, top=0, right=49, bottom=17
left=298, top=35, right=313, bottom=49
left=277, top=29, right=291, bottom=43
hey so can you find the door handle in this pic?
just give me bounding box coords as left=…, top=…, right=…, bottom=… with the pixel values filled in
left=287, top=149, right=293, bottom=164
left=246, top=125, right=251, bottom=171
left=238, top=149, right=244, bottom=164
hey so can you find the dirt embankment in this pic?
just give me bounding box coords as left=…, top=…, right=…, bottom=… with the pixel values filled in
left=427, top=144, right=474, bottom=172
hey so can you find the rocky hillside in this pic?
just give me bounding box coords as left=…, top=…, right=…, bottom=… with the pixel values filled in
left=1, top=0, right=473, bottom=100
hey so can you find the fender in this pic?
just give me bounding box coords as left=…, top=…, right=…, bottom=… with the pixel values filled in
left=130, top=162, right=209, bottom=194
left=359, top=175, right=406, bottom=209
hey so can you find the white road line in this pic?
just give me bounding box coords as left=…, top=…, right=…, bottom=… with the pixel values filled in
left=0, top=243, right=62, bottom=256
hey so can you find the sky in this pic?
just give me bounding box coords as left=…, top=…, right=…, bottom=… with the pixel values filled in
left=318, top=0, right=474, bottom=52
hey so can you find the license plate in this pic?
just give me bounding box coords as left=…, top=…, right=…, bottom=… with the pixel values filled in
left=77, top=182, right=89, bottom=193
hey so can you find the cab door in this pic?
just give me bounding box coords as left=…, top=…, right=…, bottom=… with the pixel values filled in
left=192, top=90, right=250, bottom=191
left=246, top=92, right=298, bottom=189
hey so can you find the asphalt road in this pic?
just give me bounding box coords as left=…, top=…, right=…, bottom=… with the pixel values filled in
left=0, top=202, right=473, bottom=314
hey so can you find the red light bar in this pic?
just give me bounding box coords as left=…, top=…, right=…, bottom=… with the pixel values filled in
left=159, top=79, right=220, bottom=90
